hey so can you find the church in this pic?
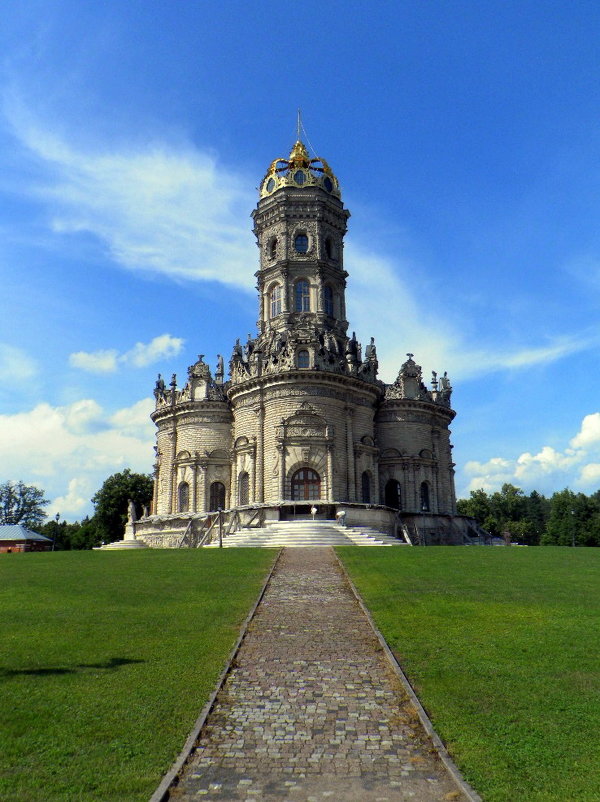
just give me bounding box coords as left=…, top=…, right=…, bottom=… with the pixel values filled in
left=136, top=138, right=469, bottom=546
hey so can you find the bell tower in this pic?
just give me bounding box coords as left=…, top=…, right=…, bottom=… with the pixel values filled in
left=252, top=140, right=350, bottom=347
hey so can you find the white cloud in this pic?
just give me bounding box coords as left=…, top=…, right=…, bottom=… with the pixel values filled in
left=0, top=397, right=154, bottom=520
left=69, top=349, right=119, bottom=373
left=121, top=334, right=184, bottom=367
left=0, top=343, right=38, bottom=383
left=578, top=463, right=600, bottom=484
left=463, top=413, right=600, bottom=496
left=47, top=477, right=92, bottom=518
left=109, top=397, right=155, bottom=438
left=570, top=412, right=600, bottom=450
left=4, top=99, right=256, bottom=288
left=69, top=333, right=184, bottom=374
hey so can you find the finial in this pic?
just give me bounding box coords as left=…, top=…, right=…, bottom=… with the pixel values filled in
left=406, top=353, right=414, bottom=360
left=297, top=108, right=302, bottom=141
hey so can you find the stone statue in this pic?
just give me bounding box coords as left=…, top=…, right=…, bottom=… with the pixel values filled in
left=127, top=499, right=137, bottom=524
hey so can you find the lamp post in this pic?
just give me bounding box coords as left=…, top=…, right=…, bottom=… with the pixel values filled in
left=570, top=509, right=576, bottom=548
left=52, top=512, right=60, bottom=551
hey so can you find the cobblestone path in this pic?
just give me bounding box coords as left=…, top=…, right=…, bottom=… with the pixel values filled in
left=170, top=548, right=469, bottom=802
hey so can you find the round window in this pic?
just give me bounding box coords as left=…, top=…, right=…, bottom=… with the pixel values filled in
left=266, top=177, right=276, bottom=192
left=323, top=176, right=333, bottom=192
left=294, top=170, right=306, bottom=185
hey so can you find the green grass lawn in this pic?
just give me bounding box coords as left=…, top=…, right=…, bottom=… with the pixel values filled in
left=0, top=549, right=275, bottom=802
left=337, top=546, right=600, bottom=802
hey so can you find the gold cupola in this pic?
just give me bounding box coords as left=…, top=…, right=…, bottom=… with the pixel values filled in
left=259, top=139, right=341, bottom=199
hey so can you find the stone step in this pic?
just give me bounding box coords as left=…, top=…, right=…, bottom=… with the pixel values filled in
left=204, top=521, right=406, bottom=548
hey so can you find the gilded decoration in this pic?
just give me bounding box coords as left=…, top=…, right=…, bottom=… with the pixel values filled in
left=259, top=140, right=341, bottom=199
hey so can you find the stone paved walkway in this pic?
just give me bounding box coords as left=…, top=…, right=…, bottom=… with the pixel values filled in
left=170, top=548, right=469, bottom=801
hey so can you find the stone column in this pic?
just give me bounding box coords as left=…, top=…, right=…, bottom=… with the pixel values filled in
left=167, top=430, right=176, bottom=514
left=192, top=464, right=198, bottom=512
left=281, top=267, right=289, bottom=314
left=409, top=462, right=417, bottom=512
left=256, top=403, right=265, bottom=502
left=278, top=443, right=286, bottom=500
left=372, top=456, right=380, bottom=505
left=345, top=406, right=355, bottom=501
left=326, top=443, right=334, bottom=501
left=231, top=455, right=238, bottom=507
left=340, top=278, right=348, bottom=323
left=198, top=463, right=207, bottom=514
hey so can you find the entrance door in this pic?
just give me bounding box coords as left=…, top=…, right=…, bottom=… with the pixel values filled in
left=209, top=481, right=226, bottom=511
left=291, top=469, right=320, bottom=501
left=385, top=479, right=401, bottom=510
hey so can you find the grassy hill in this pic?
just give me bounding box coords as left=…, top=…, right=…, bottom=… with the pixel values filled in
left=0, top=549, right=275, bottom=802
left=338, top=546, right=600, bottom=802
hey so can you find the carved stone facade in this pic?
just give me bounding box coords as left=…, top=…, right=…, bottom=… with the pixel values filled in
left=144, top=139, right=463, bottom=542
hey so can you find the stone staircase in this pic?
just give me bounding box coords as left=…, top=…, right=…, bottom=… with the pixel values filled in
left=204, top=520, right=407, bottom=548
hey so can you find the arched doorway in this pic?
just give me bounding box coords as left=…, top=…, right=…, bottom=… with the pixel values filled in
left=209, top=481, right=226, bottom=511
left=361, top=471, right=372, bottom=504
left=385, top=479, right=401, bottom=510
left=420, top=481, right=430, bottom=512
left=291, top=468, right=320, bottom=501
left=238, top=472, right=250, bottom=505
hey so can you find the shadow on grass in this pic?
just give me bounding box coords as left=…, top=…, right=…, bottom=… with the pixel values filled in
left=1, top=656, right=145, bottom=678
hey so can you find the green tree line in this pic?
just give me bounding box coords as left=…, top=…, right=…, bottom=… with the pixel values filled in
left=457, top=483, right=600, bottom=546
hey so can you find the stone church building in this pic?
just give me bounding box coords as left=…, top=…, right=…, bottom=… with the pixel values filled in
left=137, top=139, right=468, bottom=546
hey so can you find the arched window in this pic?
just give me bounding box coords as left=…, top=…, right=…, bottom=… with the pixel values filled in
left=297, top=350, right=310, bottom=368
left=361, top=471, right=372, bottom=504
left=209, top=481, right=226, bottom=511
left=178, top=482, right=189, bottom=513
left=291, top=468, right=320, bottom=501
left=269, top=238, right=277, bottom=260
left=270, top=284, right=282, bottom=318
left=294, top=233, right=309, bottom=253
left=238, top=472, right=250, bottom=505
left=420, top=482, right=430, bottom=512
left=385, top=479, right=401, bottom=510
left=295, top=279, right=310, bottom=312
left=323, top=285, right=334, bottom=317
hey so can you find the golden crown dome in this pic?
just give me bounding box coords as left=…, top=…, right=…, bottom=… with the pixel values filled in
left=259, top=140, right=341, bottom=199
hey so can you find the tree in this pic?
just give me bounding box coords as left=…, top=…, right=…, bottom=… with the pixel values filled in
left=92, top=469, right=153, bottom=544
left=0, top=481, right=49, bottom=528
left=457, top=488, right=492, bottom=524
left=542, top=488, right=592, bottom=546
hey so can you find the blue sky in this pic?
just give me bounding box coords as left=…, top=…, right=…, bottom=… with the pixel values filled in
left=3, top=0, right=600, bottom=520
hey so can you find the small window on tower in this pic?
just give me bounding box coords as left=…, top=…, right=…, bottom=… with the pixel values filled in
left=269, top=239, right=277, bottom=260
left=297, top=350, right=310, bottom=368
left=294, top=234, right=309, bottom=253
left=295, top=280, right=310, bottom=312
left=270, top=284, right=282, bottom=317
left=324, top=285, right=334, bottom=317
left=325, top=237, right=333, bottom=259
